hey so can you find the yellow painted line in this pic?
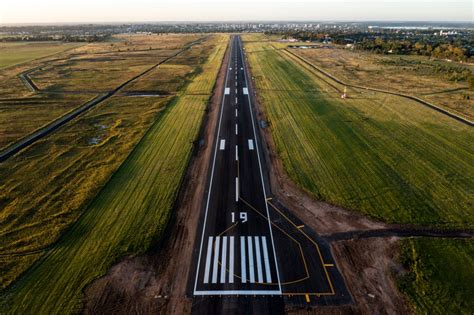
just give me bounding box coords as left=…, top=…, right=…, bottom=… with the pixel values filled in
left=324, top=263, right=334, bottom=267
left=305, top=294, right=310, bottom=303
left=266, top=197, right=272, bottom=201
left=296, top=225, right=304, bottom=229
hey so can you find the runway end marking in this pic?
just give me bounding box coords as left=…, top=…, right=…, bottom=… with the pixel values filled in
left=305, top=294, right=310, bottom=303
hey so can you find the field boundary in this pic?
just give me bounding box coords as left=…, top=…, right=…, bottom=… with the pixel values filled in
left=284, top=48, right=473, bottom=126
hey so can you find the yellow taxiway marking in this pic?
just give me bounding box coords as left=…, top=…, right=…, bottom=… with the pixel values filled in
left=296, top=225, right=304, bottom=229
left=305, top=294, right=310, bottom=303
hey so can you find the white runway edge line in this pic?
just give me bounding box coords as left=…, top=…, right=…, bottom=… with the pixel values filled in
left=193, top=38, right=233, bottom=295
left=239, top=36, right=282, bottom=293
left=219, top=139, right=225, bottom=150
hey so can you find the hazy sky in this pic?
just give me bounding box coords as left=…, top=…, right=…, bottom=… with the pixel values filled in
left=0, top=0, right=472, bottom=24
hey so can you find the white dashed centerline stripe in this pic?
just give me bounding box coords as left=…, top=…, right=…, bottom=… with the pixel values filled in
left=220, top=236, right=228, bottom=284
left=235, top=177, right=239, bottom=202
left=203, top=236, right=214, bottom=284
left=235, top=108, right=238, bottom=117
left=229, top=236, right=235, bottom=283
left=219, top=139, right=225, bottom=150
left=235, top=124, right=238, bottom=135
left=248, top=139, right=254, bottom=150
left=254, top=236, right=264, bottom=283
left=235, top=145, right=238, bottom=161
left=212, top=237, right=221, bottom=283
left=248, top=236, right=255, bottom=283
left=241, top=236, right=247, bottom=283
left=235, top=97, right=237, bottom=104
left=261, top=236, right=272, bottom=283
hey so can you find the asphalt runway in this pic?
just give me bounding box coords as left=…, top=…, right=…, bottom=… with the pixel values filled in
left=189, top=35, right=351, bottom=314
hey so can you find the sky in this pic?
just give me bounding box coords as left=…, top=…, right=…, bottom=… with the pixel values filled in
left=0, top=0, right=472, bottom=24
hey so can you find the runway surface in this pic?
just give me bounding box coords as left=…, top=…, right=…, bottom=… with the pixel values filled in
left=189, top=36, right=351, bottom=313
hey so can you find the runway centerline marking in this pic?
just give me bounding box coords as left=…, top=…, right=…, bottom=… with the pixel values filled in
left=235, top=145, right=238, bottom=161
left=248, top=139, right=254, bottom=150
left=235, top=177, right=239, bottom=202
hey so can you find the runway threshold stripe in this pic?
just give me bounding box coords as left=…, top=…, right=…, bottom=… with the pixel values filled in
left=229, top=236, right=234, bottom=283
left=261, top=236, right=272, bottom=283
left=220, top=236, right=228, bottom=284
left=219, top=139, right=225, bottom=150
left=247, top=236, right=255, bottom=283
left=212, top=236, right=221, bottom=283
left=254, top=236, right=264, bottom=283
left=241, top=236, right=247, bottom=283
left=203, top=236, right=214, bottom=283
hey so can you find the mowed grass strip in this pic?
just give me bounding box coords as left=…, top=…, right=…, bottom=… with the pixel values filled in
left=398, top=238, right=474, bottom=314
left=1, top=34, right=228, bottom=314
left=244, top=38, right=474, bottom=228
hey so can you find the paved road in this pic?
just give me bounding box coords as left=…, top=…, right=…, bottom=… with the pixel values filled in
left=189, top=36, right=350, bottom=313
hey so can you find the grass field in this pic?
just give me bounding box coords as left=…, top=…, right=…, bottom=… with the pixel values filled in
left=0, top=42, right=82, bottom=69
left=292, top=46, right=473, bottom=120
left=0, top=34, right=201, bottom=150
left=398, top=238, right=474, bottom=314
left=0, top=34, right=228, bottom=313
left=243, top=37, right=474, bottom=228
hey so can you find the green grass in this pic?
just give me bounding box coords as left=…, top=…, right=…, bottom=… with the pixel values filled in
left=0, top=34, right=228, bottom=314
left=398, top=239, right=474, bottom=314
left=0, top=42, right=82, bottom=69
left=244, top=38, right=474, bottom=228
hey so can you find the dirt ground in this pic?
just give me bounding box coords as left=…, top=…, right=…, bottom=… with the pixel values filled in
left=83, top=39, right=411, bottom=314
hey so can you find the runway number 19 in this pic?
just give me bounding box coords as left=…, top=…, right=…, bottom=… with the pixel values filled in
left=231, top=212, right=248, bottom=223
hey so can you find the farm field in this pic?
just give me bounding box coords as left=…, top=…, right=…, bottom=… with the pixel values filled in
left=243, top=36, right=474, bottom=228
left=0, top=34, right=201, bottom=150
left=291, top=47, right=473, bottom=120
left=0, top=33, right=228, bottom=313
left=0, top=42, right=82, bottom=69
left=398, top=238, right=474, bottom=314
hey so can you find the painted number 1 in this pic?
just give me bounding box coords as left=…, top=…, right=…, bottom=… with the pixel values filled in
left=231, top=212, right=248, bottom=223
